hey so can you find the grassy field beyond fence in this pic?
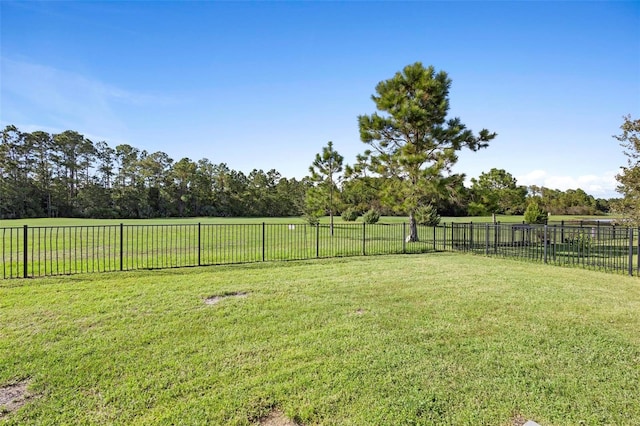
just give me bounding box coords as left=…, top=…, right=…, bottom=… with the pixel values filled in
left=1, top=254, right=639, bottom=425
left=2, top=216, right=637, bottom=279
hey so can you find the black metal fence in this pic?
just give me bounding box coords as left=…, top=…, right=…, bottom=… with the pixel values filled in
left=448, top=222, right=638, bottom=276
left=2, top=222, right=638, bottom=279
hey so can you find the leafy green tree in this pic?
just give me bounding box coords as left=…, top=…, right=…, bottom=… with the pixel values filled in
left=306, top=141, right=344, bottom=236
left=138, top=151, right=173, bottom=217
left=343, top=152, right=387, bottom=214
left=94, top=141, right=116, bottom=189
left=27, top=131, right=54, bottom=216
left=362, top=208, right=381, bottom=224
left=51, top=131, right=95, bottom=212
left=613, top=115, right=640, bottom=225
left=414, top=204, right=440, bottom=226
left=524, top=201, right=548, bottom=224
left=168, top=157, right=197, bottom=217
left=192, top=158, right=217, bottom=216
left=341, top=207, right=359, bottom=222
left=275, top=177, right=308, bottom=217
left=430, top=173, right=469, bottom=217
left=0, top=125, right=37, bottom=218
left=358, top=62, right=496, bottom=241
left=557, top=189, right=597, bottom=215
left=0, top=124, right=346, bottom=219
left=112, top=144, right=147, bottom=218
left=470, top=168, right=527, bottom=216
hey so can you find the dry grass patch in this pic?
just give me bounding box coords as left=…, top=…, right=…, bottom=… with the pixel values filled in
left=204, top=291, right=248, bottom=305
left=0, top=380, right=34, bottom=418
left=258, top=409, right=300, bottom=426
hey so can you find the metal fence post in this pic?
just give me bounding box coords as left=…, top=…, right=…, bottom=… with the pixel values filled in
left=629, top=227, right=634, bottom=277
left=198, top=223, right=201, bottom=266
left=23, top=225, right=28, bottom=278
left=433, top=225, right=436, bottom=251
left=543, top=225, right=548, bottom=264
left=262, top=222, right=266, bottom=262
left=316, top=223, right=320, bottom=258
left=443, top=223, right=447, bottom=250
left=120, top=223, right=124, bottom=271
left=637, top=227, right=640, bottom=277
left=362, top=222, right=366, bottom=256
left=451, top=223, right=455, bottom=250
left=485, top=223, right=489, bottom=256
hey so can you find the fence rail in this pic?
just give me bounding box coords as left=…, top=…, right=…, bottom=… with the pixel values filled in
left=2, top=222, right=638, bottom=279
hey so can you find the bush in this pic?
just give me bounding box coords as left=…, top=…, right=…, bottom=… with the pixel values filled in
left=414, top=204, right=441, bottom=226
left=362, top=209, right=381, bottom=224
left=341, top=208, right=359, bottom=222
left=524, top=201, right=547, bottom=224
left=303, top=213, right=320, bottom=226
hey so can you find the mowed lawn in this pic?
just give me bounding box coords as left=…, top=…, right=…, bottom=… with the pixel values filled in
left=0, top=213, right=616, bottom=227
left=1, top=254, right=639, bottom=425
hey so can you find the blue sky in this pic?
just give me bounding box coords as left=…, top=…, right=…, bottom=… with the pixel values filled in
left=1, top=1, right=639, bottom=199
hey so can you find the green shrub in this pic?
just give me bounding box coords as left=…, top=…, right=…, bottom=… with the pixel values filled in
left=303, top=213, right=320, bottom=226
left=524, top=201, right=547, bottom=224
left=415, top=204, right=441, bottom=226
left=362, top=209, right=381, bottom=224
left=341, top=208, right=359, bottom=222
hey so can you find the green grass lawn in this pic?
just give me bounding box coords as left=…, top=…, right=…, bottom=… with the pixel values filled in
left=0, top=214, right=616, bottom=228
left=1, top=254, right=639, bottom=425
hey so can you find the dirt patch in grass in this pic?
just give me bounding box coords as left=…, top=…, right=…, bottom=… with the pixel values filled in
left=0, top=380, right=34, bottom=418
left=204, top=291, right=248, bottom=305
left=258, top=409, right=299, bottom=426
left=508, top=413, right=541, bottom=426
left=510, top=414, right=527, bottom=426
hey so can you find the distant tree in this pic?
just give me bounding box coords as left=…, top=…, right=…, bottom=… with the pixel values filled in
left=306, top=141, right=344, bottom=235
left=362, top=208, right=381, bottom=224
left=139, top=151, right=173, bottom=217
left=94, top=141, right=116, bottom=189
left=524, top=201, right=547, bottom=224
left=470, top=168, right=527, bottom=216
left=112, top=144, right=148, bottom=218
left=414, top=204, right=440, bottom=226
left=358, top=62, right=496, bottom=241
left=557, top=189, right=597, bottom=215
left=274, top=177, right=307, bottom=217
left=0, top=125, right=33, bottom=218
left=613, top=115, right=640, bottom=225
left=595, top=198, right=611, bottom=214
left=168, top=157, right=197, bottom=217
left=341, top=207, right=359, bottom=222
left=343, top=153, right=386, bottom=214
left=51, top=130, right=95, bottom=215
left=27, top=131, right=54, bottom=216
left=0, top=123, right=337, bottom=219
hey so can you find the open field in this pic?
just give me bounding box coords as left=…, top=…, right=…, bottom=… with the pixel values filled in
left=2, top=217, right=635, bottom=279
left=1, top=254, right=639, bottom=425
left=0, top=214, right=617, bottom=227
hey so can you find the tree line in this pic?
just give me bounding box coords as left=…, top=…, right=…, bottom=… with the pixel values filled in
left=0, top=123, right=612, bottom=221
left=1, top=62, right=619, bottom=222
left=0, top=125, right=309, bottom=219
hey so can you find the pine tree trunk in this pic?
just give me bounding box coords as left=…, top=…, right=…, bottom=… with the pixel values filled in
left=407, top=211, right=419, bottom=242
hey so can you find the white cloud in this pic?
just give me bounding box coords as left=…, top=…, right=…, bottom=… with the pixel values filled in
left=517, top=169, right=620, bottom=198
